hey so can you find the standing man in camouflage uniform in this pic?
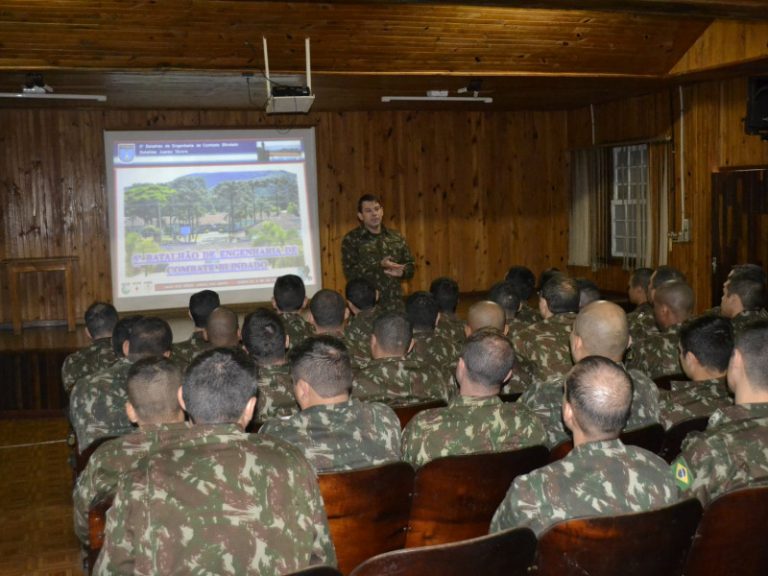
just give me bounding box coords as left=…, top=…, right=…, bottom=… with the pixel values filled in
left=341, top=194, right=414, bottom=312
left=173, top=289, right=219, bottom=364
left=513, top=274, right=580, bottom=382
left=73, top=357, right=188, bottom=544
left=241, top=308, right=297, bottom=424
left=62, top=302, right=118, bottom=394
left=431, top=277, right=466, bottom=345
left=522, top=300, right=660, bottom=448
left=260, top=335, right=402, bottom=473
left=402, top=329, right=546, bottom=468
left=273, top=274, right=314, bottom=348
left=353, top=312, right=452, bottom=405
left=659, top=315, right=733, bottom=430
left=720, top=272, right=768, bottom=334
left=95, top=347, right=336, bottom=575
left=344, top=277, right=380, bottom=364
left=504, top=266, right=541, bottom=325
left=490, top=356, right=682, bottom=536
left=70, top=316, right=173, bottom=450
left=630, top=280, right=694, bottom=379
left=673, top=320, right=768, bottom=506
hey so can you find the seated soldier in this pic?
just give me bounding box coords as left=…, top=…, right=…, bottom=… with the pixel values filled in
left=505, top=265, right=541, bottom=325
left=62, top=301, right=118, bottom=394
left=204, top=306, right=240, bottom=350
left=353, top=312, right=453, bottom=405
left=401, top=329, right=546, bottom=468
left=659, top=315, right=734, bottom=430
left=720, top=271, right=768, bottom=334
left=674, top=321, right=768, bottom=506
left=491, top=356, right=682, bottom=536
left=241, top=308, right=298, bottom=423
left=488, top=280, right=528, bottom=341
left=70, top=316, right=173, bottom=450
left=173, top=290, right=219, bottom=363
left=343, top=277, right=379, bottom=364
left=273, top=274, right=314, bottom=348
left=95, top=348, right=335, bottom=575
left=73, top=357, right=188, bottom=544
left=522, top=300, right=660, bottom=448
left=706, top=263, right=764, bottom=317
left=626, top=267, right=653, bottom=341
left=513, top=274, right=580, bottom=382
left=308, top=289, right=348, bottom=338
left=430, top=276, right=466, bottom=345
left=260, top=336, right=402, bottom=473
left=576, top=278, right=601, bottom=310
left=630, top=265, right=686, bottom=342
left=629, top=280, right=694, bottom=379
left=405, top=291, right=460, bottom=376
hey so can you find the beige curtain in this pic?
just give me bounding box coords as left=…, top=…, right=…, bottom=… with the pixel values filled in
left=648, top=141, right=672, bottom=267
left=568, top=148, right=611, bottom=269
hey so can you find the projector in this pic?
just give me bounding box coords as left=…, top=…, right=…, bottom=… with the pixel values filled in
left=263, top=37, right=315, bottom=115
left=266, top=94, right=315, bottom=114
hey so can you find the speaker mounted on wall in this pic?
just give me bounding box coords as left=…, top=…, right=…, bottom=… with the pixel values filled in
left=746, top=76, right=768, bottom=140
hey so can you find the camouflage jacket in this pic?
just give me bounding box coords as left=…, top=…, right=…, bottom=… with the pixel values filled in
left=731, top=309, right=768, bottom=335
left=409, top=329, right=461, bottom=375
left=401, top=395, right=547, bottom=468
left=521, top=368, right=661, bottom=448
left=172, top=330, right=210, bottom=364
left=505, top=317, right=532, bottom=346
left=69, top=358, right=136, bottom=450
left=72, top=421, right=191, bottom=544
left=255, top=362, right=299, bottom=424
left=436, top=313, right=466, bottom=347
left=659, top=378, right=732, bottom=430
left=513, top=312, right=577, bottom=382
left=341, top=225, right=414, bottom=311
left=94, top=423, right=336, bottom=575
left=343, top=308, right=378, bottom=364
left=628, top=324, right=683, bottom=379
left=501, top=355, right=537, bottom=395
left=627, top=302, right=658, bottom=342
left=281, top=312, right=315, bottom=349
left=259, top=398, right=402, bottom=473
left=515, top=303, right=541, bottom=326
left=61, top=337, right=116, bottom=394
left=674, top=402, right=768, bottom=506
left=490, top=438, right=682, bottom=536
left=352, top=356, right=455, bottom=405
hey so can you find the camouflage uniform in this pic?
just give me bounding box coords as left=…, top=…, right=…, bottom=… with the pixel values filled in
left=673, top=403, right=768, bottom=506
left=505, top=317, right=532, bottom=346
left=69, top=358, right=135, bottom=450
left=501, top=355, right=537, bottom=395
left=281, top=312, right=315, bottom=349
left=341, top=225, right=414, bottom=311
left=61, top=337, right=116, bottom=394
left=627, top=302, right=658, bottom=342
left=343, top=308, right=378, bottom=365
left=513, top=312, right=578, bottom=382
left=409, top=330, right=461, bottom=375
left=730, top=309, right=768, bottom=335
left=255, top=363, right=299, bottom=424
left=72, top=421, right=191, bottom=544
left=259, top=398, right=402, bottom=473
left=172, top=331, right=210, bottom=364
left=436, top=313, right=466, bottom=347
left=490, top=438, right=682, bottom=536
left=659, top=378, right=732, bottom=430
left=94, top=423, right=336, bottom=575
left=628, top=324, right=683, bottom=379
left=401, top=395, right=547, bottom=468
left=515, top=303, right=541, bottom=326
left=521, top=368, right=661, bottom=448
left=352, top=356, right=454, bottom=405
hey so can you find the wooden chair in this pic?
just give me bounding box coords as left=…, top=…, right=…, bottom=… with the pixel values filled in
left=535, top=498, right=702, bottom=576
left=405, top=445, right=549, bottom=548
left=548, top=439, right=574, bottom=462
left=392, top=399, right=446, bottom=428
left=317, top=462, right=415, bottom=575
left=653, top=373, right=688, bottom=391
left=620, top=423, right=665, bottom=454
left=685, top=485, right=768, bottom=576
left=349, top=526, right=537, bottom=576
left=287, top=567, right=343, bottom=576
left=659, top=415, right=710, bottom=463
left=85, top=496, right=113, bottom=575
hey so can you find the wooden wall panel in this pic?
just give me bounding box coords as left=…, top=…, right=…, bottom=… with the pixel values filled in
left=0, top=107, right=570, bottom=326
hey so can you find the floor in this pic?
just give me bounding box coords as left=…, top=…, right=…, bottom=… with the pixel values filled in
left=0, top=418, right=82, bottom=576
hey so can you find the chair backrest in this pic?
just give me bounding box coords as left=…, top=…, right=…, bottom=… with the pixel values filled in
left=405, top=445, right=549, bottom=548
left=685, top=485, right=768, bottom=576
left=286, top=567, right=344, bottom=576
left=535, top=498, right=702, bottom=576
left=349, top=527, right=537, bottom=576
left=392, top=400, right=446, bottom=428
left=72, top=433, right=118, bottom=483
left=317, top=461, right=415, bottom=575
left=548, top=439, right=574, bottom=462
left=86, top=496, right=114, bottom=575
left=659, top=415, right=710, bottom=463
left=653, top=374, right=689, bottom=391
left=619, top=423, right=665, bottom=454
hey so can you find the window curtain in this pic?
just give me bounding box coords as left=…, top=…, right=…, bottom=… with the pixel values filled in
left=568, top=148, right=611, bottom=269
left=648, top=141, right=672, bottom=267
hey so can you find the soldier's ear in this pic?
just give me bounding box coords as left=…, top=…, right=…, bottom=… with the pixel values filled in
left=434, top=312, right=441, bottom=329
left=162, top=350, right=172, bottom=359
left=84, top=327, right=93, bottom=341
left=271, top=297, right=278, bottom=311
left=284, top=334, right=290, bottom=351
left=370, top=334, right=379, bottom=355
left=503, top=324, right=509, bottom=337
left=464, top=324, right=472, bottom=339
left=202, top=329, right=209, bottom=343
left=344, top=307, right=350, bottom=322
left=375, top=289, right=380, bottom=304
left=307, top=310, right=317, bottom=327
left=122, top=340, right=130, bottom=358
left=125, top=402, right=139, bottom=424
left=562, top=399, right=576, bottom=433
left=177, top=387, right=187, bottom=412
left=239, top=396, right=257, bottom=430
left=302, top=297, right=309, bottom=311
left=406, top=337, right=415, bottom=356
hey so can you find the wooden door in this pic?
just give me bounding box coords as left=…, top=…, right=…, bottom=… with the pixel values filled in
left=711, top=169, right=768, bottom=307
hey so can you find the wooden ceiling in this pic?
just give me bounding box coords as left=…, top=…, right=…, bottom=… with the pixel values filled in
left=0, top=0, right=766, bottom=111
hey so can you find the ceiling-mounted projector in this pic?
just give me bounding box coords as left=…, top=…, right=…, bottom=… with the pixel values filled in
left=263, top=37, right=315, bottom=114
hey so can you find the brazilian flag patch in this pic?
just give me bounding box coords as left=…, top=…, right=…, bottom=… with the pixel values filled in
left=673, top=459, right=692, bottom=490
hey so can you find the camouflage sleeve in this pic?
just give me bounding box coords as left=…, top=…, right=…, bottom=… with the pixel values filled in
left=72, top=443, right=120, bottom=544
left=400, top=417, right=428, bottom=469
left=489, top=472, right=550, bottom=536
left=341, top=231, right=370, bottom=281
left=61, top=354, right=79, bottom=393
left=378, top=405, right=404, bottom=460
left=392, top=232, right=415, bottom=280
left=675, top=433, right=721, bottom=506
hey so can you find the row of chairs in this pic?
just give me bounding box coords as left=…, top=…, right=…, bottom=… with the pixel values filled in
left=292, top=484, right=768, bottom=576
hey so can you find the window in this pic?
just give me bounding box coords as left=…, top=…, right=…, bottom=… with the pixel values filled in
left=611, top=145, right=648, bottom=258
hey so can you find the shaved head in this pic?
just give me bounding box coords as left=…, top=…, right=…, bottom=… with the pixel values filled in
left=206, top=307, right=240, bottom=348
left=467, top=301, right=506, bottom=333
left=127, top=357, right=183, bottom=424
left=572, top=300, right=629, bottom=362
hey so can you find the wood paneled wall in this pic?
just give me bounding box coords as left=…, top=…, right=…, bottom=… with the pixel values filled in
left=0, top=108, right=570, bottom=325
left=566, top=76, right=768, bottom=311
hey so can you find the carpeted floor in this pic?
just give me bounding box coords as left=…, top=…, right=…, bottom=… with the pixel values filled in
left=0, top=418, right=82, bottom=575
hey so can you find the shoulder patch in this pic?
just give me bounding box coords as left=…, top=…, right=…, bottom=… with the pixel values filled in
left=673, top=458, right=692, bottom=490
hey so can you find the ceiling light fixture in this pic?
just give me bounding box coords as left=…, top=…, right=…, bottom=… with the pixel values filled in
left=381, top=95, right=492, bottom=103
left=0, top=73, right=107, bottom=102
